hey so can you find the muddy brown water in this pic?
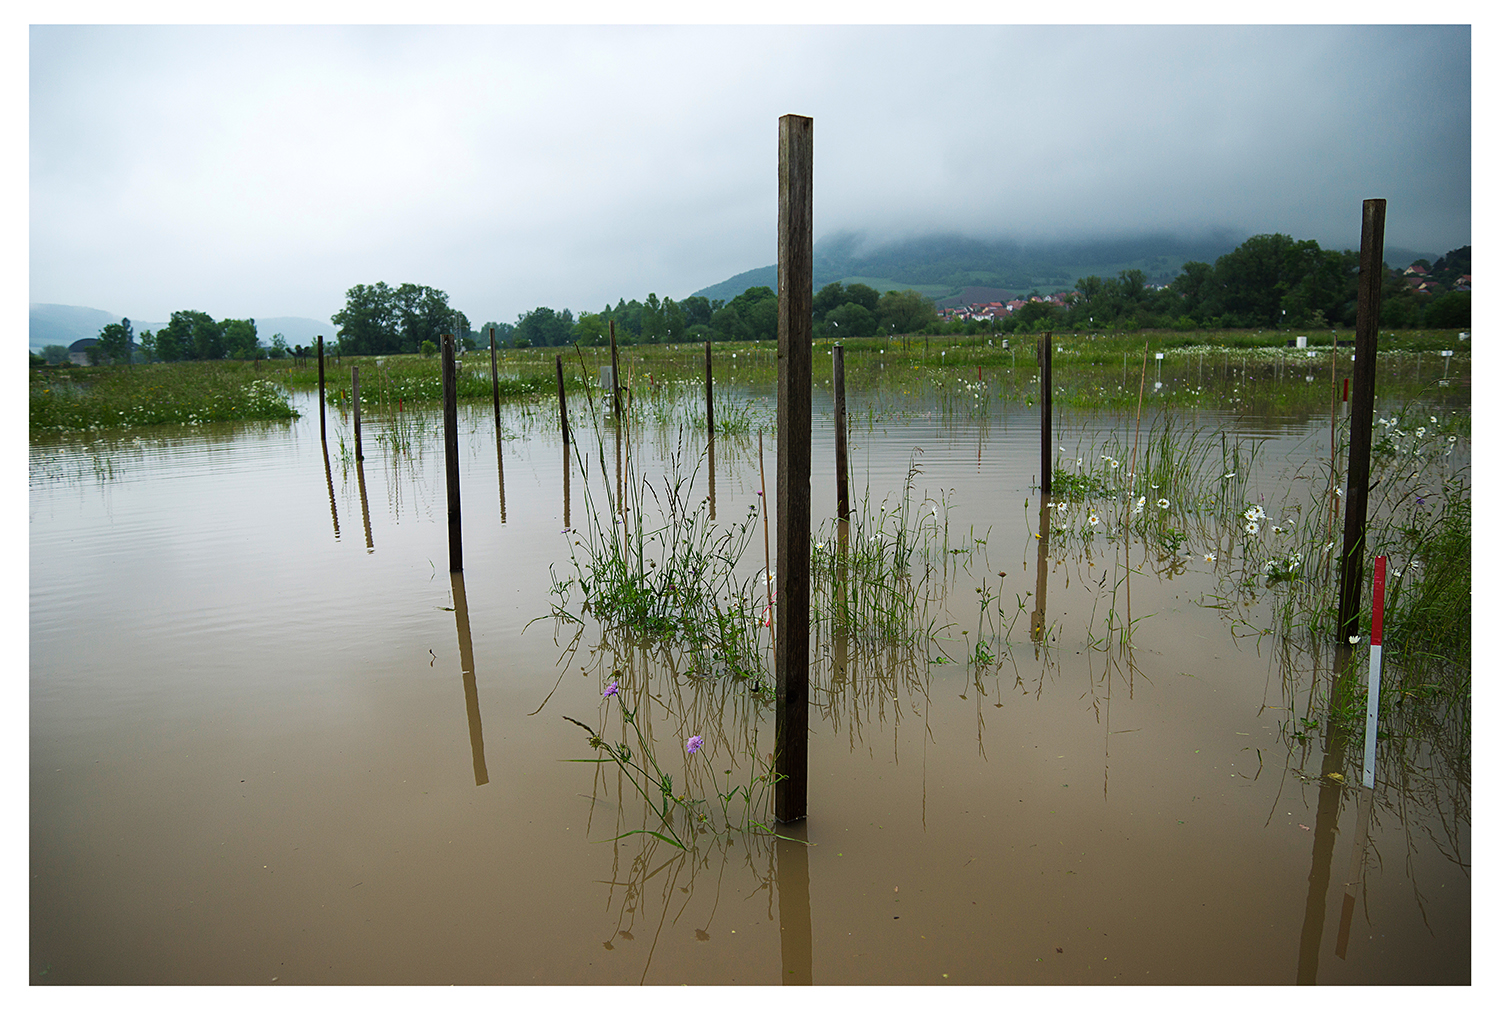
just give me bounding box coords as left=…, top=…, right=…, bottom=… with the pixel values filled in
left=30, top=386, right=1469, bottom=984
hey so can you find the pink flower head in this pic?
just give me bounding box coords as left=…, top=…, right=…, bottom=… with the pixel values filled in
left=603, top=681, right=619, bottom=697
left=686, top=735, right=704, bottom=754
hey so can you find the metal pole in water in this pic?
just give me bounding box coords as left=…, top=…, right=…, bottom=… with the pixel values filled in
left=834, top=343, right=849, bottom=521
left=1336, top=199, right=1386, bottom=642
left=442, top=333, right=463, bottom=572
left=775, top=112, right=813, bottom=824
left=351, top=366, right=364, bottom=461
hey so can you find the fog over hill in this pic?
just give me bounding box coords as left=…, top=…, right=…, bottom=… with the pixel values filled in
left=691, top=230, right=1439, bottom=305
left=29, top=304, right=334, bottom=352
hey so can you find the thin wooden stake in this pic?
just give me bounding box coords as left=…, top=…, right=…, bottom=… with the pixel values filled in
left=442, top=333, right=463, bottom=572
left=489, top=327, right=502, bottom=438
left=610, top=321, right=621, bottom=421
left=1039, top=331, right=1053, bottom=495
left=351, top=366, right=364, bottom=461
left=775, top=112, right=813, bottom=823
left=555, top=355, right=570, bottom=445
left=317, top=335, right=327, bottom=443
left=704, top=340, right=715, bottom=434
left=834, top=343, right=849, bottom=520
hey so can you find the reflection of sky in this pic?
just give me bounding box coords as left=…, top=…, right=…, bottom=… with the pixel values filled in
left=30, top=25, right=1471, bottom=325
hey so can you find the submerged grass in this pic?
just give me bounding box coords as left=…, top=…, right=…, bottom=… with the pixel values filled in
left=30, top=362, right=297, bottom=433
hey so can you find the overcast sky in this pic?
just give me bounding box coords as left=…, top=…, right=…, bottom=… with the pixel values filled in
left=29, top=22, right=1472, bottom=328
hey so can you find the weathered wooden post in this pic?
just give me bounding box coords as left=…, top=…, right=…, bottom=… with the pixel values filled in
left=704, top=340, right=715, bottom=434
left=775, top=112, right=813, bottom=824
left=489, top=327, right=502, bottom=438
left=1039, top=331, right=1053, bottom=495
left=562, top=440, right=571, bottom=531
left=317, top=335, right=327, bottom=443
left=555, top=354, right=570, bottom=445
left=707, top=434, right=717, bottom=522
left=833, top=343, right=850, bottom=521
left=1336, top=199, right=1386, bottom=643
left=442, top=333, right=463, bottom=572
left=609, top=321, right=622, bottom=421
left=351, top=366, right=364, bottom=461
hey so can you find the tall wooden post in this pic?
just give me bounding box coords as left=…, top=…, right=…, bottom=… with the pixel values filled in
left=1336, top=199, right=1386, bottom=642
left=609, top=321, right=621, bottom=421
left=555, top=354, right=570, bottom=445
left=775, top=113, right=813, bottom=824
left=317, top=335, right=327, bottom=442
left=833, top=343, right=849, bottom=520
left=704, top=340, right=715, bottom=434
left=442, top=333, right=463, bottom=572
left=351, top=366, right=364, bottom=461
left=1040, top=331, right=1053, bottom=495
left=489, top=327, right=502, bottom=438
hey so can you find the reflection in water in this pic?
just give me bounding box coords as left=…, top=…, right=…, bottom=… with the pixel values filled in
left=707, top=435, right=716, bottom=522
left=496, top=436, right=507, bottom=524
left=451, top=572, right=488, bottom=787
left=355, top=457, right=374, bottom=552
left=1335, top=785, right=1375, bottom=960
left=1296, top=645, right=1353, bottom=985
left=322, top=440, right=340, bottom=540
left=563, top=441, right=572, bottom=531
left=776, top=823, right=813, bottom=985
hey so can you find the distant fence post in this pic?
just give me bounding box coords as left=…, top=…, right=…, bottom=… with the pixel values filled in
left=442, top=333, right=463, bottom=572
left=704, top=340, right=715, bottom=434
left=610, top=321, right=621, bottom=421
left=351, top=366, right=364, bottom=461
left=1337, top=199, right=1386, bottom=643
left=317, top=335, right=327, bottom=443
left=555, top=354, right=571, bottom=445
left=834, top=343, right=849, bottom=520
left=775, top=112, right=813, bottom=824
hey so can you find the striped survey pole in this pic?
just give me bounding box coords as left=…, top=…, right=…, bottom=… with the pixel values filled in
left=1361, top=555, right=1388, bottom=789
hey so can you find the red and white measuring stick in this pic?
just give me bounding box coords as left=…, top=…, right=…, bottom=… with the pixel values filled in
left=1361, top=556, right=1387, bottom=789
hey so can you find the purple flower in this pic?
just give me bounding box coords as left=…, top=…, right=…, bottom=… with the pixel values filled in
left=603, top=681, right=619, bottom=697
left=686, top=735, right=704, bottom=754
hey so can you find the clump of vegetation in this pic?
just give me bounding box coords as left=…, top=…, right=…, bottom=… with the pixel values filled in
left=30, top=362, right=297, bottom=433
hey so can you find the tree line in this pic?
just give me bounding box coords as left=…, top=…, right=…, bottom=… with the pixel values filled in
left=929, top=234, right=1471, bottom=337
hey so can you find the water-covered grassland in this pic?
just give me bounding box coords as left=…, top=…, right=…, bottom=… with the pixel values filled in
left=30, top=333, right=1469, bottom=983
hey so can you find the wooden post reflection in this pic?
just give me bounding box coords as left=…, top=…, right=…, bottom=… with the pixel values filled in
left=322, top=439, right=340, bottom=539
left=1335, top=785, right=1375, bottom=960
left=496, top=437, right=507, bottom=524
left=355, top=456, right=374, bottom=552
left=562, top=440, right=571, bottom=531
left=1296, top=645, right=1353, bottom=984
left=451, top=572, right=489, bottom=787
left=776, top=823, right=812, bottom=984
left=1031, top=495, right=1052, bottom=649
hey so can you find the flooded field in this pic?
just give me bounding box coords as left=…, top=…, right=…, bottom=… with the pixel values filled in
left=30, top=368, right=1469, bottom=984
